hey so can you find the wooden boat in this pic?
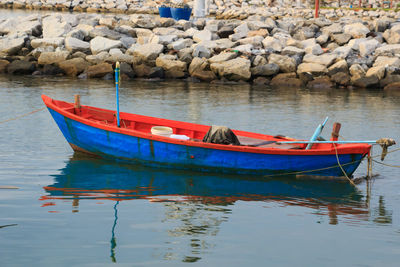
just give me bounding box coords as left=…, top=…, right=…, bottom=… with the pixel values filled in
left=41, top=94, right=371, bottom=178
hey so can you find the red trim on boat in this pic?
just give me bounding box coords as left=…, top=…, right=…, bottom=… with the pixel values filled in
left=41, top=95, right=371, bottom=156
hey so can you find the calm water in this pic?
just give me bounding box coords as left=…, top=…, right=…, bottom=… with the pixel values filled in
left=0, top=75, right=400, bottom=266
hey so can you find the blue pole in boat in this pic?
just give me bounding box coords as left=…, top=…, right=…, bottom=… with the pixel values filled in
left=306, top=116, right=329, bottom=150
left=115, top=62, right=120, bottom=127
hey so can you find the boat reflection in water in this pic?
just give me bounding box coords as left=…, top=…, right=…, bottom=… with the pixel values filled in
left=41, top=153, right=376, bottom=262
left=42, top=153, right=373, bottom=221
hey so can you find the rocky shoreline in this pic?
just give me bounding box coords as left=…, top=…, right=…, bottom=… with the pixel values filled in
left=1, top=5, right=400, bottom=90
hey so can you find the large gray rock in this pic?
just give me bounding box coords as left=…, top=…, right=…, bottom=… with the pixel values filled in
left=210, top=57, right=251, bottom=81
left=86, top=51, right=110, bottom=65
left=31, top=38, right=64, bottom=49
left=304, top=43, right=324, bottom=55
left=192, top=45, right=212, bottom=58
left=297, top=63, right=328, bottom=76
left=156, top=55, right=187, bottom=78
left=208, top=52, right=237, bottom=64
left=230, top=23, right=249, bottom=41
left=303, top=54, right=336, bottom=67
left=268, top=54, right=297, bottom=73
left=373, top=56, right=400, bottom=68
left=347, top=38, right=368, bottom=51
left=132, top=43, right=164, bottom=61
left=328, top=60, right=348, bottom=76
left=282, top=46, right=305, bottom=57
left=193, top=29, right=212, bottom=43
left=331, top=33, right=352, bottom=45
left=343, top=23, right=370, bottom=38
left=332, top=46, right=352, bottom=59
left=366, top=66, right=386, bottom=80
left=167, top=39, right=193, bottom=50
left=58, top=57, right=90, bottom=76
left=89, top=26, right=122, bottom=40
left=375, top=44, right=400, bottom=56
left=6, top=60, right=36, bottom=75
left=0, top=37, right=26, bottom=55
left=262, top=37, right=282, bottom=52
left=65, top=37, right=90, bottom=53
left=90, top=36, right=122, bottom=55
left=38, top=51, right=70, bottom=65
left=43, top=15, right=72, bottom=38
left=0, top=19, right=41, bottom=36
left=359, top=39, right=380, bottom=57
left=251, top=63, right=280, bottom=76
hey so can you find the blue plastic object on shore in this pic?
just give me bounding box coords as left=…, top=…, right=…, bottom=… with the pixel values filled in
left=171, top=7, right=192, bottom=21
left=158, top=7, right=172, bottom=18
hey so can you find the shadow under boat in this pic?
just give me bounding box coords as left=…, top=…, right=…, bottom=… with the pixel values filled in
left=41, top=153, right=369, bottom=219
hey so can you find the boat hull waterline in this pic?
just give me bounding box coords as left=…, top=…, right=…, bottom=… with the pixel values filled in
left=42, top=95, right=371, bottom=177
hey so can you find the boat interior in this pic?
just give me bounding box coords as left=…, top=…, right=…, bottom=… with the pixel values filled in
left=50, top=98, right=331, bottom=150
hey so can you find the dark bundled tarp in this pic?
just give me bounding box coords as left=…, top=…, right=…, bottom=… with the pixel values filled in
left=202, top=126, right=241, bottom=145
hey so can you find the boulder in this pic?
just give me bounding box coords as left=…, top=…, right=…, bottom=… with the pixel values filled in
left=86, top=63, right=113, bottom=78
left=373, top=56, right=400, bottom=68
left=155, top=55, right=187, bottom=78
left=65, top=37, right=90, bottom=53
left=262, top=37, right=282, bottom=52
left=316, top=34, right=329, bottom=45
left=302, top=54, right=336, bottom=67
left=267, top=54, right=296, bottom=73
left=191, top=69, right=217, bottom=82
left=167, top=39, right=193, bottom=50
left=42, top=15, right=72, bottom=38
left=0, top=59, right=10, bottom=73
left=330, top=72, right=351, bottom=86
left=0, top=19, right=41, bottom=36
left=351, top=76, right=379, bottom=87
left=90, top=36, right=122, bottom=55
left=208, top=52, right=237, bottom=64
left=359, top=39, right=380, bottom=57
left=189, top=57, right=208, bottom=75
left=380, top=74, right=400, bottom=88
left=347, top=38, right=368, bottom=51
left=120, top=62, right=135, bottom=79
left=251, top=63, right=280, bottom=76
left=31, top=38, right=64, bottom=49
left=343, top=23, right=370, bottom=38
left=41, top=64, right=65, bottom=76
left=247, top=29, right=269, bottom=38
left=86, top=51, right=110, bottom=65
left=328, top=60, right=348, bottom=76
left=0, top=37, right=26, bottom=55
left=297, top=63, right=328, bottom=76
left=58, top=58, right=89, bottom=76
left=331, top=33, right=352, bottom=45
left=192, top=45, right=212, bottom=59
left=332, top=46, right=352, bottom=59
left=38, top=51, right=70, bottom=65
left=89, top=26, right=122, bottom=40
left=304, top=44, right=324, bottom=55
left=365, top=66, right=386, bottom=80
left=193, top=29, right=212, bottom=43
left=349, top=64, right=366, bottom=79
left=6, top=60, right=36, bottom=75
left=229, top=23, right=249, bottom=41
left=281, top=46, right=305, bottom=58
left=217, top=25, right=235, bottom=39
left=210, top=57, right=251, bottom=81
left=375, top=44, right=400, bottom=56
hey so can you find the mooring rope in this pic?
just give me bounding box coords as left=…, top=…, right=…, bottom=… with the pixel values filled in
left=333, top=143, right=356, bottom=186
left=0, top=107, right=46, bottom=124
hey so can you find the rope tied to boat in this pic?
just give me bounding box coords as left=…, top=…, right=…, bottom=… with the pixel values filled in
left=376, top=138, right=396, bottom=161
left=0, top=107, right=46, bottom=124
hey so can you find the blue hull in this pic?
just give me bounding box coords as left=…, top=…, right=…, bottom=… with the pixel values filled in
left=47, top=108, right=366, bottom=178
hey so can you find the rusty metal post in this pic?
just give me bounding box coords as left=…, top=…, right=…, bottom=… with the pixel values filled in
left=315, top=0, right=319, bottom=18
